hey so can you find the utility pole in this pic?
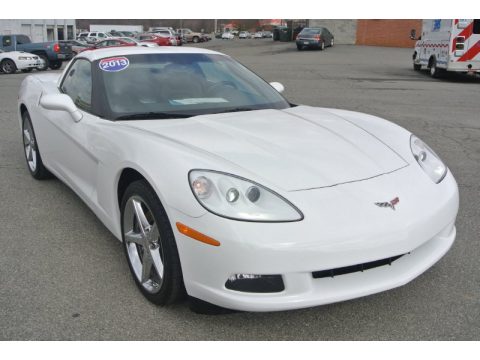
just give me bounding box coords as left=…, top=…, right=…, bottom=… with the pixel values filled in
left=214, top=19, right=217, bottom=33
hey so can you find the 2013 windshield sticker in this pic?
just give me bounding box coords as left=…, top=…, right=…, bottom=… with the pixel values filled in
left=99, top=57, right=130, bottom=72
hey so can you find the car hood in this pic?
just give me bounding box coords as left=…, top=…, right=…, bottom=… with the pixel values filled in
left=1, top=51, right=37, bottom=58
left=124, top=106, right=408, bottom=191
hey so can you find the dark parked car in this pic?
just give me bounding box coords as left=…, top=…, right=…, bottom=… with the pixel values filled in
left=59, top=40, right=89, bottom=56
left=296, top=27, right=334, bottom=51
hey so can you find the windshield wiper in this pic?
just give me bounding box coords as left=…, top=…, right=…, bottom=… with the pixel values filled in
left=115, top=112, right=192, bottom=120
left=213, top=107, right=258, bottom=114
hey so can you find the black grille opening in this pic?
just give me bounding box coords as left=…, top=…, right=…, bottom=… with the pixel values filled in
left=312, top=254, right=405, bottom=279
left=225, top=274, right=285, bottom=293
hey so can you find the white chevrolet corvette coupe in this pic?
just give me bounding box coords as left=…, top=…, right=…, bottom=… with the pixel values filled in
left=18, top=47, right=459, bottom=313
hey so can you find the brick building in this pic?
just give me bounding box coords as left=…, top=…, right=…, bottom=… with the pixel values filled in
left=309, top=19, right=422, bottom=47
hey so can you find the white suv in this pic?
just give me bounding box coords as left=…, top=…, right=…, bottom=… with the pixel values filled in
left=77, top=32, right=113, bottom=42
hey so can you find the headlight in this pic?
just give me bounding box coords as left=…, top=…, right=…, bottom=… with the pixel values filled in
left=410, top=135, right=447, bottom=183
left=189, top=170, right=303, bottom=222
left=18, top=56, right=32, bottom=60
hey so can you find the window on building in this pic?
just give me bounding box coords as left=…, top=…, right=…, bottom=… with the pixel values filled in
left=61, top=59, right=92, bottom=112
left=473, top=20, right=480, bottom=34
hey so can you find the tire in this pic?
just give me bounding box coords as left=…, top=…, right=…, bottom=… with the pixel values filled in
left=36, top=54, right=49, bottom=71
left=21, top=69, right=33, bottom=73
left=49, top=61, right=62, bottom=70
left=429, top=57, right=443, bottom=78
left=21, top=111, right=52, bottom=180
left=331, top=38, right=334, bottom=47
left=413, top=63, right=422, bottom=71
left=297, top=44, right=302, bottom=51
left=121, top=179, right=185, bottom=306
left=1, top=59, right=17, bottom=74
left=192, top=36, right=199, bottom=43
left=320, top=41, right=325, bottom=51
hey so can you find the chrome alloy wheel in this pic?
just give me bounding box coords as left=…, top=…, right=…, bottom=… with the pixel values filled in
left=123, top=196, right=165, bottom=293
left=23, top=118, right=37, bottom=172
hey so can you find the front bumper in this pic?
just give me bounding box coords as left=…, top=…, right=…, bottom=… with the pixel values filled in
left=171, top=165, right=459, bottom=312
left=16, top=59, right=42, bottom=70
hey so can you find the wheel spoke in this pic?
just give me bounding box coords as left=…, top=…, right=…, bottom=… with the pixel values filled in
left=147, top=223, right=159, bottom=243
left=124, top=230, right=144, bottom=245
left=133, top=199, right=151, bottom=235
left=150, top=248, right=164, bottom=279
left=26, top=145, right=33, bottom=161
left=23, top=129, right=31, bottom=145
left=141, top=251, right=153, bottom=284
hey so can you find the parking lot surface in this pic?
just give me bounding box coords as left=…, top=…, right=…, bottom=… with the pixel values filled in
left=1, top=39, right=479, bottom=340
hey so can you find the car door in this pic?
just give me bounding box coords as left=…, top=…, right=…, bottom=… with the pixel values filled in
left=44, top=58, right=100, bottom=200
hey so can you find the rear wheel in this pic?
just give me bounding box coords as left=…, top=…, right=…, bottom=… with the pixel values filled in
left=121, top=180, right=185, bottom=305
left=1, top=59, right=17, bottom=74
left=330, top=38, right=334, bottom=47
left=49, top=61, right=62, bottom=70
left=320, top=41, right=325, bottom=51
left=429, top=57, right=443, bottom=78
left=22, top=111, right=52, bottom=179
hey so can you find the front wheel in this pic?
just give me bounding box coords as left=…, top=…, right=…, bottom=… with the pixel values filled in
left=1, top=59, right=17, bottom=74
left=121, top=180, right=185, bottom=305
left=36, top=55, right=49, bottom=71
left=192, top=36, right=199, bottom=43
left=413, top=63, right=422, bottom=71
left=297, top=44, right=302, bottom=51
left=330, top=38, right=334, bottom=47
left=21, top=68, right=33, bottom=73
left=320, top=41, right=325, bottom=51
left=22, top=111, right=52, bottom=179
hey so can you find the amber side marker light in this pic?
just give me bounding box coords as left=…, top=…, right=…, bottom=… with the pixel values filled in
left=176, top=222, right=221, bottom=247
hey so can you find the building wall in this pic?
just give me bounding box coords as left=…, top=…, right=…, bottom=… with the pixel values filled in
left=356, top=20, right=422, bottom=48
left=0, top=19, right=76, bottom=42
left=308, top=19, right=357, bottom=44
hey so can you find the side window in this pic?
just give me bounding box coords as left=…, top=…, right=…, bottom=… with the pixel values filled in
left=17, top=35, right=30, bottom=44
left=98, top=33, right=105, bottom=38
left=473, top=20, right=480, bottom=34
left=2, top=36, right=12, bottom=47
left=60, top=59, right=92, bottom=112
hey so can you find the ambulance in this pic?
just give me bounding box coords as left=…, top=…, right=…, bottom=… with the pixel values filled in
left=412, top=19, right=480, bottom=77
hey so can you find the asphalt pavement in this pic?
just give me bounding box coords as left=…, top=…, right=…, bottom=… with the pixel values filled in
left=0, top=39, right=479, bottom=340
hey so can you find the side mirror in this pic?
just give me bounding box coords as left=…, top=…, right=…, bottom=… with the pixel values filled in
left=410, top=29, right=417, bottom=40
left=39, top=93, right=83, bottom=122
left=270, top=81, right=285, bottom=94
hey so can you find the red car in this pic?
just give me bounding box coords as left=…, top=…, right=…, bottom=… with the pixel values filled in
left=81, top=38, right=137, bottom=52
left=137, top=34, right=175, bottom=46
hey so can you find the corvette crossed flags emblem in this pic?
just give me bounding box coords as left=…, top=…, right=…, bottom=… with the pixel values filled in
left=375, top=197, right=400, bottom=211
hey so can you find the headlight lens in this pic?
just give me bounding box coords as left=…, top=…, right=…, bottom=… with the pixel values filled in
left=189, top=170, right=303, bottom=222
left=18, top=56, right=32, bottom=60
left=410, top=135, right=447, bottom=183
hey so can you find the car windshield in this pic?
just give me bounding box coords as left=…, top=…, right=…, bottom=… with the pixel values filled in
left=301, top=28, right=322, bottom=35
left=97, top=53, right=290, bottom=120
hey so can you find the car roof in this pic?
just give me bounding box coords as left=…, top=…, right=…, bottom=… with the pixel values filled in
left=77, top=45, right=224, bottom=61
